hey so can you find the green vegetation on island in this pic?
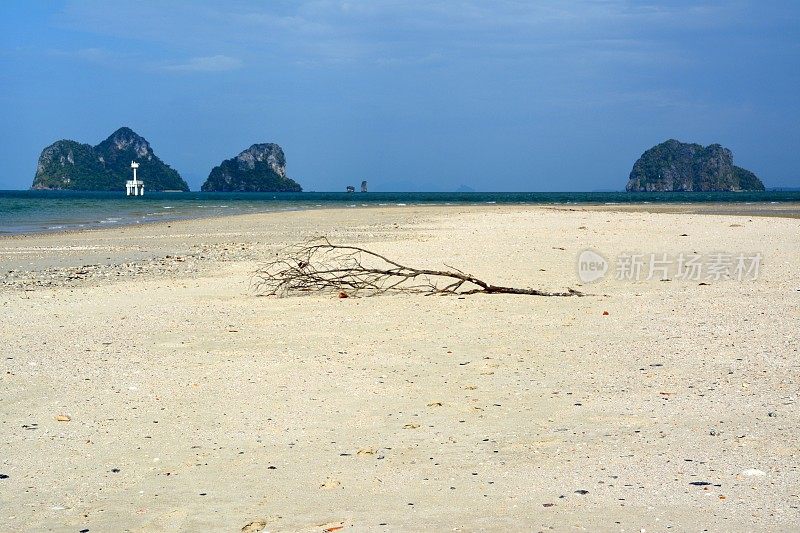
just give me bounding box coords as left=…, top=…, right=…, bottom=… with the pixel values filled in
left=201, top=143, right=302, bottom=192
left=626, top=139, right=765, bottom=192
left=32, top=127, right=189, bottom=192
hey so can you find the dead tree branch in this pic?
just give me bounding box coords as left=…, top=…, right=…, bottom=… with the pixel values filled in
left=252, top=238, right=584, bottom=298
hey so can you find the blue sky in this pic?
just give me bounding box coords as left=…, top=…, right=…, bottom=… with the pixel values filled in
left=1, top=0, right=798, bottom=191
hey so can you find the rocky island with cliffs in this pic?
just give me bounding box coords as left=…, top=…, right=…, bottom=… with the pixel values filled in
left=31, top=127, right=189, bottom=192
left=201, top=143, right=302, bottom=192
left=626, top=139, right=765, bottom=192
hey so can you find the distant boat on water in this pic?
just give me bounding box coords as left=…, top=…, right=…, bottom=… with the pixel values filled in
left=346, top=181, right=368, bottom=192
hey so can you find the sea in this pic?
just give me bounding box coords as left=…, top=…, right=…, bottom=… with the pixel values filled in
left=1, top=190, right=799, bottom=235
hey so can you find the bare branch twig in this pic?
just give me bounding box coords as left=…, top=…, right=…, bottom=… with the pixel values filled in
left=252, top=238, right=584, bottom=298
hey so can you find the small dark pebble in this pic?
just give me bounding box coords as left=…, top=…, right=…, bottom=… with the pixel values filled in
left=768, top=412, right=777, bottom=417
left=543, top=503, right=555, bottom=507
left=80, top=529, right=89, bottom=533
left=0, top=474, right=9, bottom=479
left=689, top=481, right=712, bottom=486
left=267, top=466, right=277, bottom=470
left=575, top=489, right=589, bottom=495
left=110, top=468, right=120, bottom=473
left=199, top=492, right=207, bottom=496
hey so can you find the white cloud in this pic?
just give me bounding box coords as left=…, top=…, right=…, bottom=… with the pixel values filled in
left=162, top=54, right=243, bottom=72
left=47, top=47, right=116, bottom=63
left=51, top=0, right=755, bottom=68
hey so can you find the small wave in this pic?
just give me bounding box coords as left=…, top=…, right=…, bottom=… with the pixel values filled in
left=162, top=206, right=174, bottom=209
left=396, top=203, right=407, bottom=206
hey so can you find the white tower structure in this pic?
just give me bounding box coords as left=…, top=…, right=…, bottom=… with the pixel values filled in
left=126, top=161, right=144, bottom=196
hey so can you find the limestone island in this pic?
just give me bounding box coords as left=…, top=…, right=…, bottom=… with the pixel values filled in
left=626, top=139, right=765, bottom=192
left=201, top=143, right=302, bottom=192
left=31, top=127, right=189, bottom=192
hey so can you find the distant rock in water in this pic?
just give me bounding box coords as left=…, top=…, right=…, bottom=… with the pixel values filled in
left=32, top=127, right=189, bottom=191
left=625, top=139, right=764, bottom=192
left=201, top=143, right=302, bottom=192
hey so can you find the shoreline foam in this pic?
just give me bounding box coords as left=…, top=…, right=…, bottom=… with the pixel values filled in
left=2, top=190, right=800, bottom=236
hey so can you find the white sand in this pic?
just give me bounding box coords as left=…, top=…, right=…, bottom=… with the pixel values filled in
left=1, top=205, right=798, bottom=531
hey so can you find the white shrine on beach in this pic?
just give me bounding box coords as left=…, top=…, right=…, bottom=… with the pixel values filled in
left=126, top=161, right=144, bottom=196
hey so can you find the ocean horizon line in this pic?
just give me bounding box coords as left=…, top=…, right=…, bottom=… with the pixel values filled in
left=5, top=187, right=800, bottom=193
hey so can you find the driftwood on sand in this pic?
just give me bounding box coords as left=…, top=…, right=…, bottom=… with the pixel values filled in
left=253, top=238, right=584, bottom=298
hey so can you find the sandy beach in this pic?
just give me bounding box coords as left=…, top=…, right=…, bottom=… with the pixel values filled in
left=1, top=205, right=798, bottom=532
